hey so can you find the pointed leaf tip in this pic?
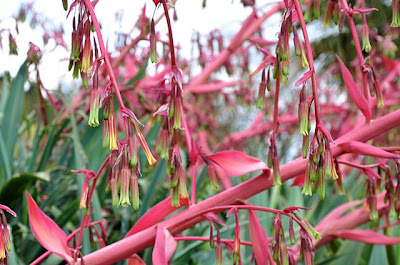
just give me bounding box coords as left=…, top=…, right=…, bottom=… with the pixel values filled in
left=331, top=230, right=400, bottom=245
left=26, top=192, right=73, bottom=263
left=206, top=150, right=269, bottom=177
left=248, top=210, right=273, bottom=265
left=128, top=254, right=146, bottom=265
left=336, top=55, right=371, bottom=122
left=152, top=226, right=177, bottom=265
left=339, top=141, right=400, bottom=159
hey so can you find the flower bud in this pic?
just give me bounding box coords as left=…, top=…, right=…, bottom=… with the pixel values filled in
left=362, top=15, right=372, bottom=52
left=131, top=171, right=140, bottom=210
left=8, top=34, right=18, bottom=55
left=150, top=19, right=158, bottom=63
left=111, top=177, right=119, bottom=207
left=256, top=68, right=267, bottom=109
left=119, top=169, right=131, bottom=207
left=391, top=0, right=400, bottom=27
left=88, top=87, right=100, bottom=127
left=62, top=0, right=68, bottom=10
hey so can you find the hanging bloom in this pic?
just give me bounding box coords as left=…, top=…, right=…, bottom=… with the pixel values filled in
left=0, top=205, right=16, bottom=263
left=363, top=58, right=384, bottom=108
left=256, top=68, right=267, bottom=109
left=8, top=33, right=18, bottom=55
left=298, top=86, right=311, bottom=136
left=361, top=14, right=372, bottom=52
left=299, top=228, right=314, bottom=265
left=324, top=0, right=337, bottom=26
left=269, top=135, right=282, bottom=186
left=391, top=0, right=400, bottom=27
left=305, top=0, right=320, bottom=22
left=62, top=0, right=68, bottom=11
left=88, top=81, right=100, bottom=127
left=169, top=145, right=188, bottom=206
left=71, top=169, right=96, bottom=209
left=131, top=170, right=140, bottom=210
left=119, top=168, right=131, bottom=207
left=302, top=125, right=338, bottom=199
left=150, top=18, right=158, bottom=63
left=227, top=208, right=240, bottom=264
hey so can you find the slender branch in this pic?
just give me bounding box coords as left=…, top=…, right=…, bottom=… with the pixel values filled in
left=82, top=0, right=126, bottom=110
left=175, top=236, right=254, bottom=247
left=160, top=0, right=176, bottom=68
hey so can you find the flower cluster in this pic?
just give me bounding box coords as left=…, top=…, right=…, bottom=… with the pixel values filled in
left=167, top=145, right=188, bottom=206
left=302, top=125, right=338, bottom=199
left=68, top=3, right=98, bottom=89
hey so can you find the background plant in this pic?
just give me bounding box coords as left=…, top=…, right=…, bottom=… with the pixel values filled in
left=0, top=0, right=400, bottom=264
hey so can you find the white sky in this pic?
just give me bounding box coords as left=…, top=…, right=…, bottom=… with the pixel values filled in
left=0, top=0, right=280, bottom=89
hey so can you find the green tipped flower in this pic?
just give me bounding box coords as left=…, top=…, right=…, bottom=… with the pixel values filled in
left=119, top=169, right=131, bottom=207
left=362, top=15, right=372, bottom=52
left=256, top=68, right=267, bottom=109
left=62, top=0, right=68, bottom=10
left=111, top=177, right=119, bottom=207
left=88, top=88, right=100, bottom=127
left=391, top=0, right=400, bottom=27
left=150, top=19, right=158, bottom=63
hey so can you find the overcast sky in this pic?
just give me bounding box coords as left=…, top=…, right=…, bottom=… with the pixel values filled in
left=0, top=0, right=280, bottom=89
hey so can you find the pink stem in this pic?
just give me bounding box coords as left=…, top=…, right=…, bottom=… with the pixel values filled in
left=293, top=0, right=320, bottom=124
left=82, top=0, right=126, bottom=110
left=337, top=159, right=381, bottom=169
left=30, top=220, right=105, bottom=265
left=81, top=109, right=400, bottom=265
left=175, top=236, right=254, bottom=247
left=75, top=157, right=109, bottom=253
